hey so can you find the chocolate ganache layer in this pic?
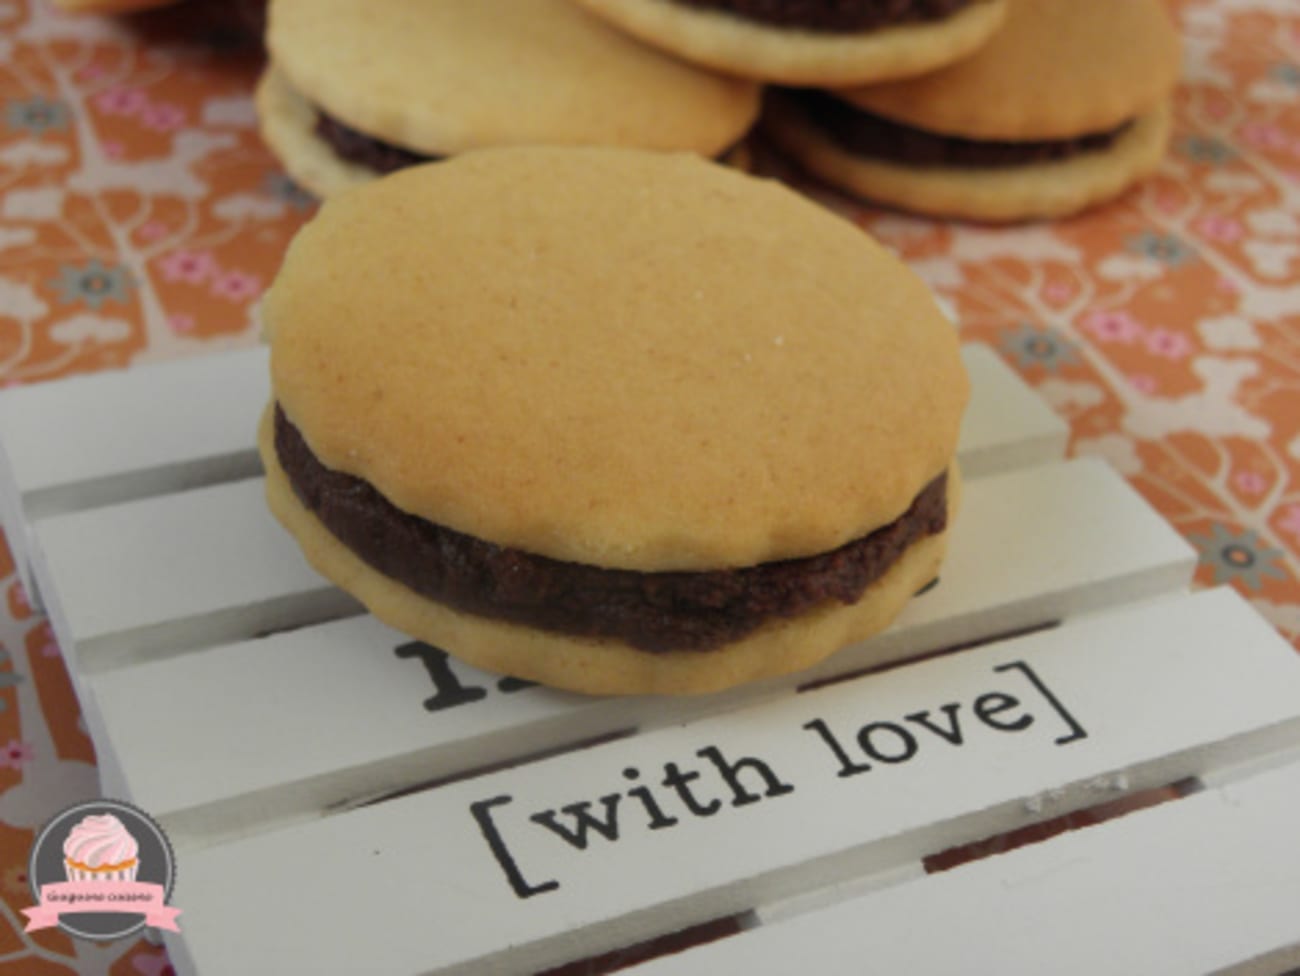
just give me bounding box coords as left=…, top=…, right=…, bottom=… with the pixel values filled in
left=274, top=405, right=948, bottom=653
left=795, top=90, right=1131, bottom=167
left=314, top=112, right=440, bottom=174
left=672, top=0, right=974, bottom=32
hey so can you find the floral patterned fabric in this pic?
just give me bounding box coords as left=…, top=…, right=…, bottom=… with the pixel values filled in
left=0, top=0, right=1296, bottom=971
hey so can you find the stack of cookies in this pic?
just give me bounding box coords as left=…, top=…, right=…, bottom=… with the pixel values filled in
left=568, top=0, right=1182, bottom=222
left=759, top=0, right=1183, bottom=221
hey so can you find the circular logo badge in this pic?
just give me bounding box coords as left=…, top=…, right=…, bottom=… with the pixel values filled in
left=26, top=799, right=178, bottom=941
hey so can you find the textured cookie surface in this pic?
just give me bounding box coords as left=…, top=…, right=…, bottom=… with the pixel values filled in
left=571, top=0, right=1006, bottom=86
left=265, top=0, right=759, bottom=158
left=765, top=96, right=1173, bottom=222
left=839, top=0, right=1182, bottom=139
left=265, top=147, right=968, bottom=572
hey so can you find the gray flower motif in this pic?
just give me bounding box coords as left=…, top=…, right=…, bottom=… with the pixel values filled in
left=4, top=96, right=71, bottom=136
left=48, top=259, right=136, bottom=311
left=1177, top=135, right=1237, bottom=166
left=264, top=172, right=316, bottom=211
left=999, top=323, right=1080, bottom=373
left=1269, top=63, right=1300, bottom=87
left=1126, top=231, right=1198, bottom=267
left=1188, top=523, right=1289, bottom=591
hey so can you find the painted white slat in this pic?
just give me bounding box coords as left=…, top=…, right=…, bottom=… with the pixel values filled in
left=0, top=346, right=268, bottom=604
left=629, top=763, right=1300, bottom=976
left=92, top=457, right=1193, bottom=849
left=165, top=588, right=1300, bottom=976
left=954, top=344, right=1067, bottom=478
left=29, top=477, right=362, bottom=675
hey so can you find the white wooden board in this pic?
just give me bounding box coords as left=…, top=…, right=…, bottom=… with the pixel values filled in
left=5, top=342, right=1294, bottom=975
left=628, top=762, right=1300, bottom=976
left=90, top=457, right=1194, bottom=850
left=164, top=588, right=1300, bottom=976
left=0, top=346, right=267, bottom=605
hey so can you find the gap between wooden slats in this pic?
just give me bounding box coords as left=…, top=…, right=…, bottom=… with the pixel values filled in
left=162, top=588, right=1300, bottom=976
left=90, top=458, right=1193, bottom=851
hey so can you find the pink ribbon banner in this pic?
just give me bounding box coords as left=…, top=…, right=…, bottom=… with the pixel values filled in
left=22, top=881, right=182, bottom=931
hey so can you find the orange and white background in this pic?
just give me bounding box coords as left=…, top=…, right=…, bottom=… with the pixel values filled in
left=0, top=0, right=1297, bottom=972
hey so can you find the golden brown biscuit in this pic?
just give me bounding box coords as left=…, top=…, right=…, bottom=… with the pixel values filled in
left=569, top=0, right=1008, bottom=86
left=260, top=147, right=969, bottom=695
left=260, top=0, right=760, bottom=198
left=763, top=0, right=1182, bottom=221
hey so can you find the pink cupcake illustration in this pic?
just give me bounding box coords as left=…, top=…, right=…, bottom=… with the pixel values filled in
left=62, top=813, right=139, bottom=883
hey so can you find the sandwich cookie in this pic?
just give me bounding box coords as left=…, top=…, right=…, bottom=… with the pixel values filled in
left=764, top=0, right=1182, bottom=222
left=259, top=147, right=969, bottom=696
left=568, top=0, right=1007, bottom=86
left=258, top=0, right=760, bottom=198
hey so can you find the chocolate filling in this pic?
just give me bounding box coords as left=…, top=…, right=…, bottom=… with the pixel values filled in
left=671, top=0, right=975, bottom=32
left=794, top=90, right=1131, bottom=167
left=274, top=405, right=948, bottom=653
left=313, top=112, right=442, bottom=174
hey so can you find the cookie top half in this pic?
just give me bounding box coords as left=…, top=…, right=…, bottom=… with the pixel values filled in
left=265, top=148, right=968, bottom=572
left=839, top=0, right=1182, bottom=139
left=266, top=0, right=760, bottom=157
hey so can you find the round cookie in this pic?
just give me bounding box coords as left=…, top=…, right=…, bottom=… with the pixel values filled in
left=260, top=147, right=969, bottom=695
left=763, top=0, right=1182, bottom=221
left=569, top=0, right=1008, bottom=86
left=260, top=0, right=760, bottom=198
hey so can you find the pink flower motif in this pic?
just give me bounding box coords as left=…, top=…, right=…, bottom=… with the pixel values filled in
left=1128, top=374, right=1158, bottom=394
left=102, top=141, right=125, bottom=159
left=168, top=313, right=195, bottom=334
left=40, top=637, right=61, bottom=658
left=0, top=740, right=35, bottom=770
left=209, top=268, right=263, bottom=303
left=1240, top=122, right=1288, bottom=151
left=140, top=102, right=187, bottom=132
left=1145, top=328, right=1194, bottom=359
left=1081, top=309, right=1144, bottom=344
left=94, top=87, right=147, bottom=116
left=76, top=64, right=106, bottom=83
left=1216, top=276, right=1240, bottom=294
left=157, top=249, right=218, bottom=285
left=1043, top=282, right=1073, bottom=303
left=138, top=221, right=170, bottom=242
left=1233, top=470, right=1268, bottom=495
left=1280, top=505, right=1300, bottom=541
left=9, top=582, right=28, bottom=615
left=1194, top=214, right=1243, bottom=243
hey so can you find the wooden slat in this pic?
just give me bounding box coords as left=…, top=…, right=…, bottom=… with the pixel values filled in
left=30, top=477, right=362, bottom=675
left=91, top=458, right=1193, bottom=849
left=0, top=347, right=267, bottom=605
left=954, top=344, right=1066, bottom=478
left=628, top=762, right=1300, bottom=976
left=162, top=588, right=1300, bottom=976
